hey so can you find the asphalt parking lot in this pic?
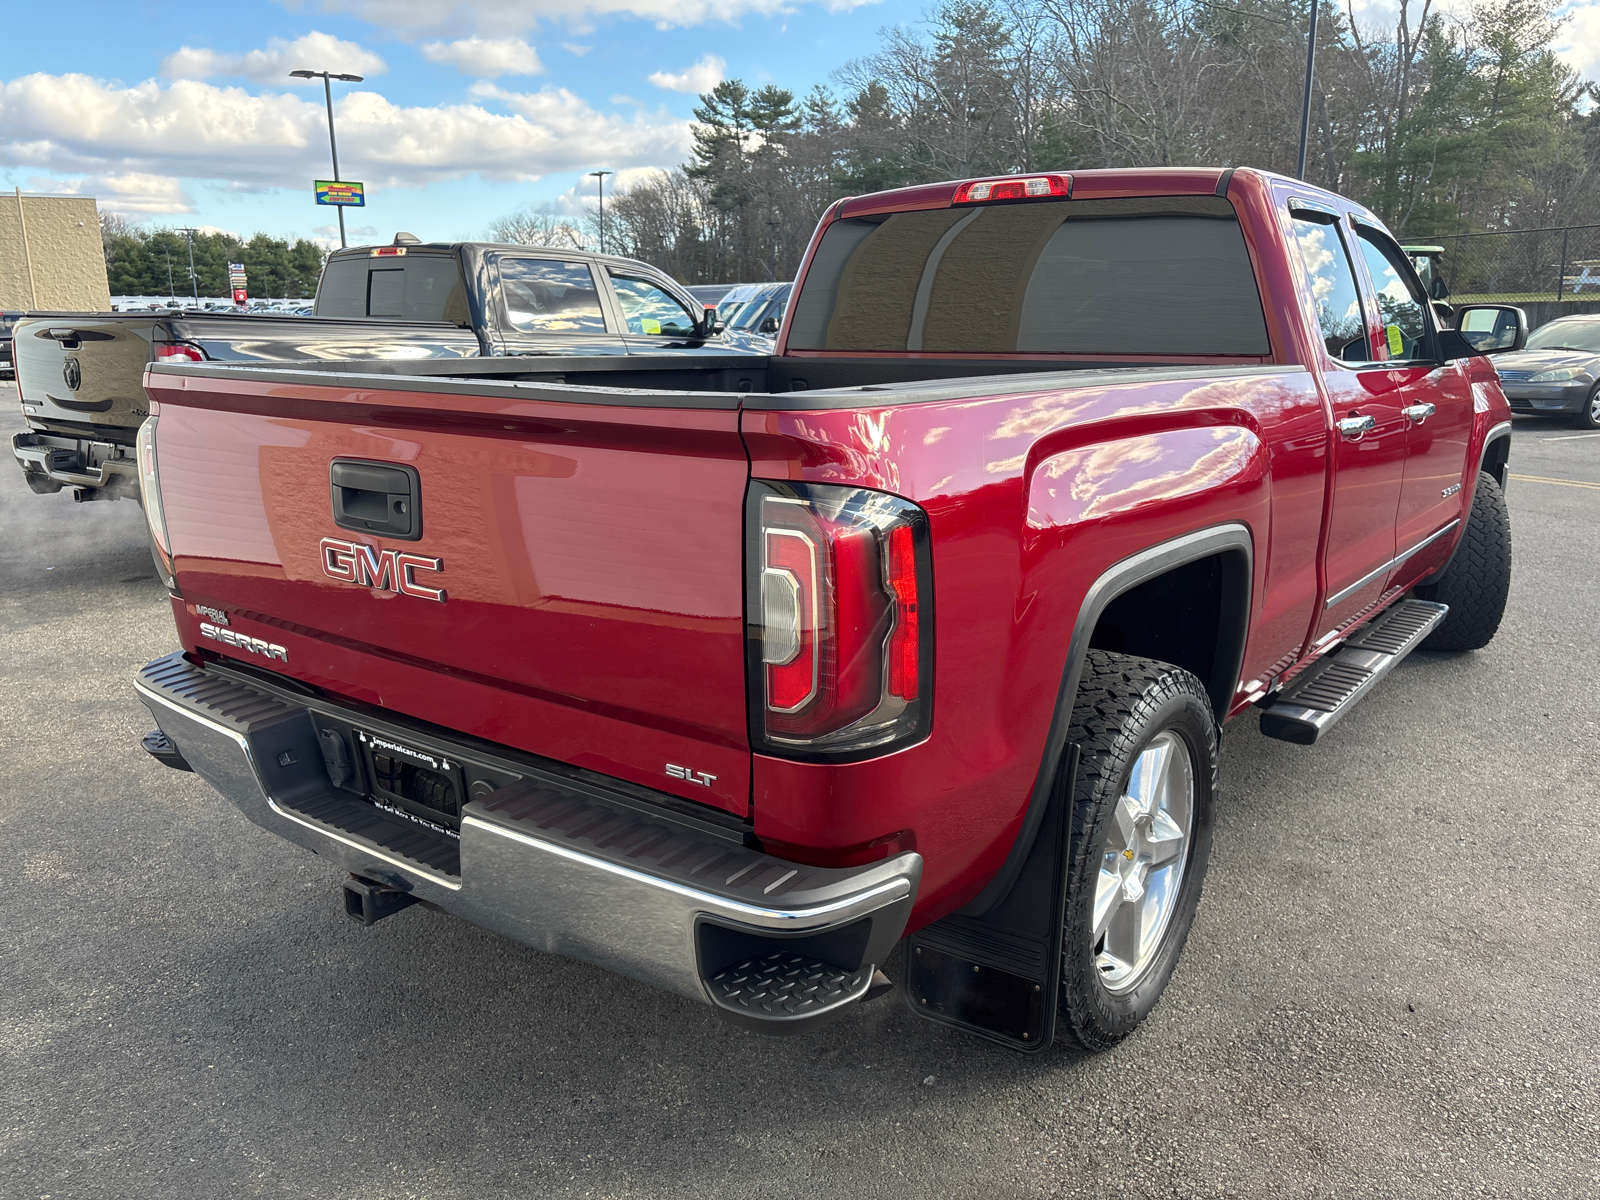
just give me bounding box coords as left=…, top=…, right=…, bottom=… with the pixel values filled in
left=2, top=396, right=1597, bottom=1200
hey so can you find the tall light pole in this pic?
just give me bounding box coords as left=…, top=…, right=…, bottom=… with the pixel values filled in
left=290, top=69, right=364, bottom=248
left=589, top=170, right=613, bottom=254
left=1295, top=0, right=1319, bottom=180
left=173, top=227, right=200, bottom=301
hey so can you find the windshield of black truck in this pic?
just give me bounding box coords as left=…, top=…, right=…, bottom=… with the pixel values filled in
left=785, top=196, right=1270, bottom=356
left=315, top=253, right=470, bottom=325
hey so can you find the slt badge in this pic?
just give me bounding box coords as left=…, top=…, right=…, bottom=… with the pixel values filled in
left=320, top=537, right=446, bottom=602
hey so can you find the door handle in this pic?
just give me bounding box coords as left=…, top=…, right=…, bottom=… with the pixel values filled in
left=1402, top=403, right=1436, bottom=423
left=1337, top=414, right=1377, bottom=440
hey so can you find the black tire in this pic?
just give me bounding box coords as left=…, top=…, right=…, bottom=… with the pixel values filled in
left=1414, top=471, right=1511, bottom=651
left=1059, top=650, right=1218, bottom=1052
left=1574, top=385, right=1600, bottom=430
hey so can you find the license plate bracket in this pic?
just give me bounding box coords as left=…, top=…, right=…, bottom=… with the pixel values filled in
left=354, top=728, right=466, bottom=833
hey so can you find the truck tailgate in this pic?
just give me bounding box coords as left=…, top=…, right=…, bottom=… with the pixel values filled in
left=144, top=367, right=752, bottom=816
left=14, top=314, right=160, bottom=433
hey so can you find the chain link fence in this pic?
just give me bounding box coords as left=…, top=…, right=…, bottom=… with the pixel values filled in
left=1412, top=225, right=1600, bottom=304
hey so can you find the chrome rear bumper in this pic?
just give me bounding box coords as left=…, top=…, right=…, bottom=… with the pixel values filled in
left=135, top=652, right=919, bottom=1031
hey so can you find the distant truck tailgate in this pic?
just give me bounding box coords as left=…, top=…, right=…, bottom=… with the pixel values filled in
left=142, top=368, right=752, bottom=816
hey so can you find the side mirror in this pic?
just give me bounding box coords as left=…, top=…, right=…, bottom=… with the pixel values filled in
left=697, top=304, right=724, bottom=338
left=1451, top=303, right=1527, bottom=355
left=758, top=316, right=781, bottom=335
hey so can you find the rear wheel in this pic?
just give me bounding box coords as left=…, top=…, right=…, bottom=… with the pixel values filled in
left=1059, top=651, right=1218, bottom=1052
left=1414, top=471, right=1511, bottom=651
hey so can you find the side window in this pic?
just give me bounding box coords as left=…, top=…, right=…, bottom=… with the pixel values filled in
left=1289, top=214, right=1369, bottom=362
left=610, top=275, right=697, bottom=337
left=1354, top=228, right=1431, bottom=362
left=498, top=259, right=606, bottom=334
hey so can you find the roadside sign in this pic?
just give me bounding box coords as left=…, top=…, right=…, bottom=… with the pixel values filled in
left=233, top=288, right=249, bottom=306
left=315, top=180, right=366, bottom=207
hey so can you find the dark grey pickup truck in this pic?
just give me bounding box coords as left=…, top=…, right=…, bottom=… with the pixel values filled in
left=12, top=239, right=736, bottom=501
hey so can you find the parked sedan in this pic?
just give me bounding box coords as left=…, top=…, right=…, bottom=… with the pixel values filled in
left=1492, top=314, right=1600, bottom=428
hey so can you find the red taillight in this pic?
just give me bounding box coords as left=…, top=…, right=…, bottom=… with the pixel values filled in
left=952, top=174, right=1071, bottom=204
left=750, top=483, right=931, bottom=761
left=885, top=523, right=919, bottom=700
left=371, top=247, right=407, bottom=257
left=153, top=342, right=204, bottom=364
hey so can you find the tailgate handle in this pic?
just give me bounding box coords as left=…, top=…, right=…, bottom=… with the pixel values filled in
left=330, top=459, right=422, bottom=540
left=40, top=327, right=114, bottom=345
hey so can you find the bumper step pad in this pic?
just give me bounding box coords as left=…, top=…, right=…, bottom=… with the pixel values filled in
left=1259, top=599, right=1448, bottom=745
left=708, top=952, right=874, bottom=1027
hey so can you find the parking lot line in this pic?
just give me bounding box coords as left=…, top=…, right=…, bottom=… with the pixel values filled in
left=1539, top=432, right=1600, bottom=442
left=1508, top=473, right=1600, bottom=491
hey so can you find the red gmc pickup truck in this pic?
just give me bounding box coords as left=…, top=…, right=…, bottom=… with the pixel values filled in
left=133, top=168, right=1521, bottom=1052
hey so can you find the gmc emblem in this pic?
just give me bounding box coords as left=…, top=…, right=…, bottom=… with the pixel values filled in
left=320, top=537, right=446, bottom=602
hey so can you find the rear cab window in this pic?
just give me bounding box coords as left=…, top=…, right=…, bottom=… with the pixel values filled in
left=494, top=257, right=608, bottom=334
left=1287, top=211, right=1370, bottom=362
left=786, top=195, right=1270, bottom=356
left=315, top=252, right=470, bottom=325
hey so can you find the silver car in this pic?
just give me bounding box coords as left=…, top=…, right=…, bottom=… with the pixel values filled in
left=1492, top=314, right=1600, bottom=429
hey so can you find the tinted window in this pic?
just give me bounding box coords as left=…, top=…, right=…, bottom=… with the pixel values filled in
left=315, top=253, right=469, bottom=324
left=498, top=259, right=606, bottom=334
left=1355, top=228, right=1430, bottom=361
left=786, top=196, right=1269, bottom=355
left=1289, top=215, right=1368, bottom=361
left=611, top=275, right=697, bottom=336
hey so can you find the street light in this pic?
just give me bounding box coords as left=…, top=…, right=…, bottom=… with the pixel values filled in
left=290, top=69, right=364, bottom=248
left=1295, top=0, right=1319, bottom=180
left=173, top=227, right=200, bottom=302
left=589, top=170, right=613, bottom=255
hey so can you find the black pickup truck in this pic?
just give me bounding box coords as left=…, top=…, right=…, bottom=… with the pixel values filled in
left=11, top=239, right=735, bottom=501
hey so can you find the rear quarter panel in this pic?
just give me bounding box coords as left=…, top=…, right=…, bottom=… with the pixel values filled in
left=743, top=365, right=1327, bottom=924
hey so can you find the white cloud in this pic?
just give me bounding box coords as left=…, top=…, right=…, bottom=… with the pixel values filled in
left=544, top=166, right=672, bottom=215
left=648, top=55, right=725, bottom=93
left=0, top=72, right=690, bottom=191
left=563, top=42, right=593, bottom=56
left=27, top=171, right=195, bottom=215
left=161, top=32, right=387, bottom=84
left=1555, top=2, right=1600, bottom=83
left=421, top=37, right=543, bottom=78
left=315, top=0, right=876, bottom=32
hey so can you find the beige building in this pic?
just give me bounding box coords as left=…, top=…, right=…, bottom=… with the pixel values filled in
left=0, top=192, right=112, bottom=312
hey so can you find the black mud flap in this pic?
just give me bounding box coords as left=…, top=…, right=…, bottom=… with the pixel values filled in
left=903, top=746, right=1078, bottom=1052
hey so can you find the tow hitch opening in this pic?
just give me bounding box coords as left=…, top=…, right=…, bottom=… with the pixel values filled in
left=342, top=875, right=420, bottom=926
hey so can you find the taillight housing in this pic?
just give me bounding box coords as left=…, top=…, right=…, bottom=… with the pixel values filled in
left=952, top=174, right=1071, bottom=203
left=136, top=415, right=179, bottom=595
left=747, top=481, right=933, bottom=762
left=153, top=342, right=205, bottom=364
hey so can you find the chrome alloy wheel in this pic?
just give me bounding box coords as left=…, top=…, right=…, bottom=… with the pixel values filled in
left=1091, top=730, right=1195, bottom=993
left=1588, top=388, right=1600, bottom=427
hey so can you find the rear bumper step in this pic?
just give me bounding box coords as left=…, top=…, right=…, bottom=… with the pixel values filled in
left=13, top=431, right=138, bottom=491
left=1259, top=599, right=1448, bottom=745
left=134, top=652, right=919, bottom=1033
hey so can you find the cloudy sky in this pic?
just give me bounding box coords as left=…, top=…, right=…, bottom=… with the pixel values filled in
left=2, top=0, right=1596, bottom=247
